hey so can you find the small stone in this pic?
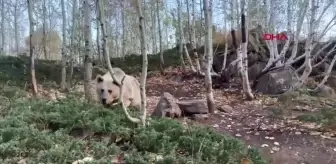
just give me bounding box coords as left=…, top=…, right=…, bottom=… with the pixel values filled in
left=261, top=144, right=269, bottom=147
left=213, top=124, right=219, bottom=128
left=235, top=133, right=242, bottom=137
left=254, top=132, right=260, bottom=135
left=295, top=131, right=301, bottom=135
left=217, top=105, right=234, bottom=113
left=310, top=131, right=321, bottom=136
left=227, top=125, right=231, bottom=128
left=265, top=136, right=270, bottom=139
left=269, top=137, right=275, bottom=140
left=270, top=150, right=274, bottom=154
left=272, top=146, right=280, bottom=152
left=274, top=142, right=280, bottom=146
left=333, top=148, right=336, bottom=152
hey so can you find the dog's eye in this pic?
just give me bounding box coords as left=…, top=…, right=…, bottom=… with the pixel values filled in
left=108, top=90, right=112, bottom=94
left=101, top=89, right=104, bottom=93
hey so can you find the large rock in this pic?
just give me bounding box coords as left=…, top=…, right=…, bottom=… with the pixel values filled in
left=326, top=71, right=336, bottom=90
left=176, top=99, right=208, bottom=116
left=151, top=92, right=182, bottom=118
left=256, top=67, right=299, bottom=95
left=248, top=62, right=267, bottom=81
left=315, top=85, right=336, bottom=98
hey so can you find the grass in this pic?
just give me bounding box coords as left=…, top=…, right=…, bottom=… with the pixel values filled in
left=0, top=52, right=268, bottom=163
left=0, top=91, right=267, bottom=163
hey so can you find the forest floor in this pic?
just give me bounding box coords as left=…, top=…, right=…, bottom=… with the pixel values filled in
left=142, top=67, right=336, bottom=164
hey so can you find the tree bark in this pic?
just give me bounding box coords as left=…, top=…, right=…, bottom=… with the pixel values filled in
left=176, top=0, right=186, bottom=71
left=27, top=0, right=38, bottom=96
left=61, top=0, right=67, bottom=90
left=83, top=0, right=94, bottom=101
left=203, top=0, right=215, bottom=114
left=68, top=0, right=77, bottom=88
left=156, top=0, right=165, bottom=74
left=136, top=0, right=148, bottom=126
left=96, top=0, right=101, bottom=63
left=1, top=0, right=5, bottom=55
left=43, top=0, right=48, bottom=59
left=191, top=0, right=201, bottom=73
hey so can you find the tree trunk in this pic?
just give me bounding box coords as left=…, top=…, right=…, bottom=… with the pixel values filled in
left=203, top=0, right=215, bottom=114
left=61, top=0, right=67, bottom=90
left=191, top=0, right=201, bottom=73
left=239, top=12, right=254, bottom=100
left=156, top=0, right=165, bottom=74
left=68, top=0, right=77, bottom=88
left=136, top=0, right=148, bottom=126
left=1, top=0, right=5, bottom=55
left=176, top=0, right=186, bottom=71
left=121, top=0, right=125, bottom=57
left=83, top=0, right=94, bottom=101
left=14, top=0, right=19, bottom=53
left=43, top=0, right=48, bottom=59
left=27, top=0, right=38, bottom=96
left=96, top=0, right=101, bottom=63
left=185, top=0, right=191, bottom=44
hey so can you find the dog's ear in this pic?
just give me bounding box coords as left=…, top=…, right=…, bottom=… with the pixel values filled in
left=96, top=75, right=104, bottom=83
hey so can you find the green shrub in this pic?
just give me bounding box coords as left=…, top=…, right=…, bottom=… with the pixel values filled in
left=0, top=95, right=267, bottom=163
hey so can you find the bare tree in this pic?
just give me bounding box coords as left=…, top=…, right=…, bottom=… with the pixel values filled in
left=83, top=0, right=93, bottom=101
left=191, top=0, right=201, bottom=73
left=203, top=0, right=215, bottom=114
left=136, top=0, right=148, bottom=126
left=238, top=1, right=254, bottom=100
left=96, top=0, right=101, bottom=63
left=60, top=0, right=67, bottom=90
left=176, top=0, right=186, bottom=71
left=42, top=0, right=47, bottom=59
left=68, top=0, right=77, bottom=87
left=156, top=0, right=165, bottom=74
left=1, top=0, right=5, bottom=55
left=27, top=0, right=38, bottom=96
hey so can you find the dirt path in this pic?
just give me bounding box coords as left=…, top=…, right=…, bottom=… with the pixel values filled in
left=142, top=69, right=336, bottom=164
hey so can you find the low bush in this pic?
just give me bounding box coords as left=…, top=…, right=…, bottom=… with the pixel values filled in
left=0, top=94, right=267, bottom=164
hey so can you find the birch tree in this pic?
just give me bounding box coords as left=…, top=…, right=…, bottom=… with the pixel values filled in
left=60, top=0, right=67, bottom=90
left=238, top=0, right=254, bottom=100
left=42, top=0, right=47, bottom=59
left=203, top=0, right=215, bottom=114
left=176, top=0, right=186, bottom=71
left=156, top=0, right=165, bottom=74
left=27, top=0, right=38, bottom=96
left=96, top=0, right=101, bottom=63
left=83, top=0, right=94, bottom=101
left=136, top=0, right=148, bottom=126
left=191, top=0, right=201, bottom=73
left=1, top=0, right=5, bottom=55
left=68, top=0, right=77, bottom=87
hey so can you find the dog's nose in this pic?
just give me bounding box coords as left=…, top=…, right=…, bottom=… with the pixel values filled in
left=102, top=98, right=107, bottom=104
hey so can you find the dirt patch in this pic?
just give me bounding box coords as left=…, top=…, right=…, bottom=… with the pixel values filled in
left=142, top=68, right=336, bottom=164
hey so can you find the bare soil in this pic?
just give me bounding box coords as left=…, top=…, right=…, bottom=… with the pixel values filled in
left=142, top=67, right=336, bottom=164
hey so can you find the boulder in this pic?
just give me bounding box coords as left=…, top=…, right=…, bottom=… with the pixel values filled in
left=315, top=85, right=336, bottom=98
left=176, top=99, right=208, bottom=116
left=151, top=92, right=182, bottom=118
left=248, top=62, right=267, bottom=81
left=256, top=67, right=299, bottom=95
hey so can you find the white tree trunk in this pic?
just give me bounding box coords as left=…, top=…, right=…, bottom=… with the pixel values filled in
left=136, top=0, right=148, bottom=126
left=27, top=0, right=38, bottom=96
left=203, top=0, right=215, bottom=114
left=156, top=0, right=165, bottom=74
left=83, top=0, right=94, bottom=101
left=61, top=0, right=67, bottom=90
